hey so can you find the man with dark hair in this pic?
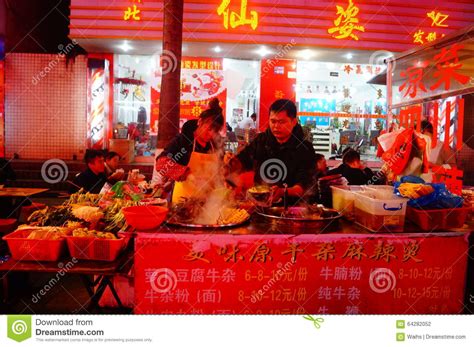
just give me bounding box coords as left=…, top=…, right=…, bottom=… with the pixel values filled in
left=328, top=149, right=380, bottom=185
left=105, top=151, right=125, bottom=183
left=227, top=99, right=316, bottom=204
left=238, top=112, right=257, bottom=130
left=69, top=149, right=107, bottom=194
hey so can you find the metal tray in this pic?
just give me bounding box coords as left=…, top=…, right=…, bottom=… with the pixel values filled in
left=256, top=206, right=341, bottom=233
left=166, top=215, right=251, bottom=229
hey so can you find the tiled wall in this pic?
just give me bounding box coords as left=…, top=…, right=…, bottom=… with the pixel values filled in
left=5, top=53, right=87, bottom=160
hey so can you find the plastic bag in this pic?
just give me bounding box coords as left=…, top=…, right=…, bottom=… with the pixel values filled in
left=394, top=178, right=463, bottom=209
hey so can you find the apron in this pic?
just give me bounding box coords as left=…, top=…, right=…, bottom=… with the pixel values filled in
left=171, top=140, right=219, bottom=204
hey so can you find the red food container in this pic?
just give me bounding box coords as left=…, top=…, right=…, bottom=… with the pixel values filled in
left=122, top=205, right=168, bottom=230
left=406, top=206, right=471, bottom=231
left=66, top=236, right=127, bottom=262
left=3, top=229, right=66, bottom=261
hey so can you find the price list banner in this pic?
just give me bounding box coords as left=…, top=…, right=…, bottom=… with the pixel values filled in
left=134, top=232, right=469, bottom=314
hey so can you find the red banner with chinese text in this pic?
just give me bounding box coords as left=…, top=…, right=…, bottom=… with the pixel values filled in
left=134, top=232, right=468, bottom=314
left=259, top=59, right=296, bottom=132
left=180, top=57, right=226, bottom=121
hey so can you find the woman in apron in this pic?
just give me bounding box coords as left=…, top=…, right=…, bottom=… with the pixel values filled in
left=155, top=98, right=225, bottom=204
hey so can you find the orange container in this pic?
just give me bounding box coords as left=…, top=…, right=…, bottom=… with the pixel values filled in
left=406, top=206, right=471, bottom=231
left=122, top=205, right=168, bottom=230
left=3, top=229, right=66, bottom=261
left=66, top=236, right=127, bottom=262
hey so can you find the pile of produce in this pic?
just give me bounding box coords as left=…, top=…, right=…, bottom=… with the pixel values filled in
left=71, top=228, right=117, bottom=239
left=27, top=189, right=139, bottom=233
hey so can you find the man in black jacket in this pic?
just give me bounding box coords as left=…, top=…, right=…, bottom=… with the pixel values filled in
left=69, top=150, right=107, bottom=194
left=228, top=99, right=316, bottom=204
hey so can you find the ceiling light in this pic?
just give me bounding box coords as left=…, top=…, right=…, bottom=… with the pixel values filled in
left=345, top=53, right=353, bottom=60
left=213, top=46, right=222, bottom=53
left=119, top=41, right=132, bottom=52
left=298, top=49, right=315, bottom=60
left=256, top=46, right=272, bottom=57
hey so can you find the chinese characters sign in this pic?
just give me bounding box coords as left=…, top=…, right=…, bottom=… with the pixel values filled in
left=328, top=0, right=365, bottom=41
left=124, top=0, right=142, bottom=21
left=135, top=233, right=468, bottom=314
left=413, top=11, right=449, bottom=45
left=394, top=42, right=473, bottom=105
left=217, top=0, right=258, bottom=30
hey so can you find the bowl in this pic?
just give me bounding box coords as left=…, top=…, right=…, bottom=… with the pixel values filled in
left=122, top=205, right=168, bottom=230
left=247, top=186, right=273, bottom=207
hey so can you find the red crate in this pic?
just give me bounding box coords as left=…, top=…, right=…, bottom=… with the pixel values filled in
left=3, top=229, right=66, bottom=261
left=406, top=206, right=471, bottom=231
left=66, top=236, right=127, bottom=262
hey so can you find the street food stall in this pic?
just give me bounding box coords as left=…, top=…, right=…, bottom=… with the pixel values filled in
left=1, top=28, right=473, bottom=315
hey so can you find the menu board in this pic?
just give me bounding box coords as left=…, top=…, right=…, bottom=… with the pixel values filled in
left=134, top=233, right=468, bottom=314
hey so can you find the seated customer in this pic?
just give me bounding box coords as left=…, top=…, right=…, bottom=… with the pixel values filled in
left=328, top=149, right=378, bottom=185
left=69, top=150, right=107, bottom=194
left=104, top=151, right=125, bottom=184
left=314, top=153, right=328, bottom=180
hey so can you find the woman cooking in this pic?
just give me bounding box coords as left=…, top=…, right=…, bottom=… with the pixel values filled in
left=155, top=98, right=225, bottom=204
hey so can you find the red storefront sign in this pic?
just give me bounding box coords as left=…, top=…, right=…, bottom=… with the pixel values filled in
left=259, top=59, right=296, bottom=131
left=134, top=232, right=469, bottom=314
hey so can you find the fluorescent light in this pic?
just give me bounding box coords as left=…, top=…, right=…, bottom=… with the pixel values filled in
left=119, top=41, right=132, bottom=52
left=345, top=53, right=353, bottom=60
left=298, top=49, right=315, bottom=60
left=256, top=46, right=272, bottom=57
left=213, top=46, right=222, bottom=53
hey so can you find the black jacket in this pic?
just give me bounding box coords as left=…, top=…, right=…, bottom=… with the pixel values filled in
left=70, top=168, right=107, bottom=194
left=237, top=124, right=316, bottom=188
left=328, top=163, right=378, bottom=185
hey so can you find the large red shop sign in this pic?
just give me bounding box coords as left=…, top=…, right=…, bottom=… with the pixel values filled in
left=394, top=42, right=473, bottom=105
left=134, top=233, right=468, bottom=314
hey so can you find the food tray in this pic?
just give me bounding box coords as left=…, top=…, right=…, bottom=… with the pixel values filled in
left=66, top=236, right=127, bottom=261
left=3, top=229, right=66, bottom=262
left=256, top=206, right=341, bottom=233
left=406, top=206, right=471, bottom=231
left=166, top=215, right=251, bottom=229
